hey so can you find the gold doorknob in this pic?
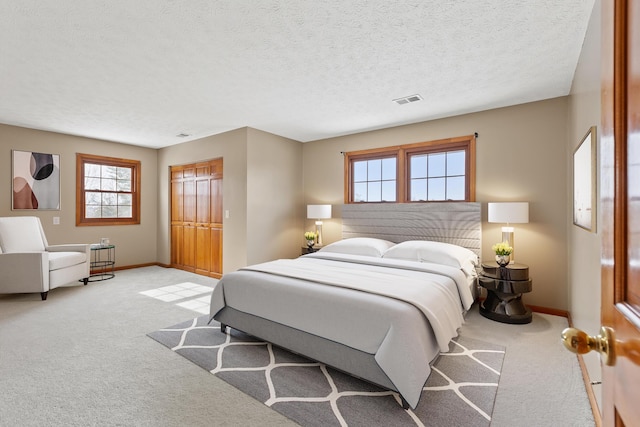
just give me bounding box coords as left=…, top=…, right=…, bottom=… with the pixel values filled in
left=561, top=326, right=616, bottom=366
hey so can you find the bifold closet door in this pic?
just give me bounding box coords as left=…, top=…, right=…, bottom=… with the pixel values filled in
left=171, top=159, right=223, bottom=278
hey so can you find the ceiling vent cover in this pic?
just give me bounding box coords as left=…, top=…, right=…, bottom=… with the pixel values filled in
left=393, top=94, right=423, bottom=105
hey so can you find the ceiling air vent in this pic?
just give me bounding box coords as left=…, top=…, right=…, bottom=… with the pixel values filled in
left=393, top=94, right=423, bottom=105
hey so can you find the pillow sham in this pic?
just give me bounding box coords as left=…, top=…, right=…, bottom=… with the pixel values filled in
left=319, top=237, right=396, bottom=258
left=382, top=240, right=478, bottom=275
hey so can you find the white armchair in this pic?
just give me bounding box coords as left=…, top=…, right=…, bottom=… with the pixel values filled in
left=0, top=216, right=90, bottom=300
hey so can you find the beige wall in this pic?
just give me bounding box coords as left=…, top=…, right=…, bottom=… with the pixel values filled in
left=302, top=97, right=569, bottom=310
left=567, top=0, right=602, bottom=407
left=246, top=128, right=303, bottom=264
left=0, top=123, right=158, bottom=267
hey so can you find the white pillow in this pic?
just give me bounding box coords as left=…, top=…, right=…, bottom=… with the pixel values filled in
left=382, top=240, right=478, bottom=275
left=319, top=237, right=396, bottom=258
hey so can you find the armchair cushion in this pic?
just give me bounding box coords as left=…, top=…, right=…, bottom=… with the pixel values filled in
left=49, top=252, right=87, bottom=271
left=0, top=216, right=46, bottom=252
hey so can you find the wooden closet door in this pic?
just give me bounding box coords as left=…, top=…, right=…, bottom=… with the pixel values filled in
left=195, top=162, right=211, bottom=276
left=209, top=159, right=223, bottom=278
left=170, top=159, right=223, bottom=278
left=170, top=168, right=184, bottom=266
left=182, top=166, right=196, bottom=272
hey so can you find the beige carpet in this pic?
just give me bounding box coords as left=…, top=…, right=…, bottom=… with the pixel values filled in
left=0, top=266, right=594, bottom=426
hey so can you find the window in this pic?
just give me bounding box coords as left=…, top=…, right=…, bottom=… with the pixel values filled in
left=76, top=153, right=141, bottom=226
left=352, top=156, right=397, bottom=202
left=345, top=135, right=476, bottom=203
left=408, top=149, right=466, bottom=201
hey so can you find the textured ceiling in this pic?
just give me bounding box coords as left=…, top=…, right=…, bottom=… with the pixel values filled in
left=0, top=1, right=595, bottom=149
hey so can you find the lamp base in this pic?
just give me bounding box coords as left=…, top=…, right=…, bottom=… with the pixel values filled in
left=501, top=227, right=514, bottom=264
left=315, top=221, right=323, bottom=246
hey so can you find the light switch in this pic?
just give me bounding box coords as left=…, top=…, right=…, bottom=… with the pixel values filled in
left=225, top=210, right=230, bottom=219
left=53, top=217, right=60, bottom=225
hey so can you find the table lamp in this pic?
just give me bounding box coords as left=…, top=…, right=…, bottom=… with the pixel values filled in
left=488, top=202, right=529, bottom=263
left=307, top=204, right=332, bottom=246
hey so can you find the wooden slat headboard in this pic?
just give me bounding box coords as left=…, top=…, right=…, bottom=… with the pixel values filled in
left=341, top=202, right=482, bottom=258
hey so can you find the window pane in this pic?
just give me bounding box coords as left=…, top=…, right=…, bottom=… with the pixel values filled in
left=447, top=176, right=465, bottom=200
left=367, top=159, right=381, bottom=181
left=118, top=194, right=132, bottom=206
left=428, top=153, right=446, bottom=177
left=410, top=154, right=427, bottom=179
left=85, top=177, right=100, bottom=190
left=118, top=206, right=132, bottom=218
left=428, top=178, right=446, bottom=200
left=354, top=182, right=367, bottom=202
left=116, top=167, right=131, bottom=180
left=381, top=181, right=396, bottom=201
left=86, top=206, right=101, bottom=218
left=86, top=191, right=101, bottom=205
left=101, top=178, right=116, bottom=191
left=411, top=179, right=427, bottom=201
left=102, top=192, right=117, bottom=205
left=116, top=179, right=131, bottom=192
left=102, top=206, right=117, bottom=218
left=381, top=158, right=396, bottom=180
left=447, top=151, right=465, bottom=176
left=101, top=165, right=117, bottom=179
left=368, top=182, right=381, bottom=202
left=86, top=163, right=101, bottom=177
left=354, top=161, right=367, bottom=182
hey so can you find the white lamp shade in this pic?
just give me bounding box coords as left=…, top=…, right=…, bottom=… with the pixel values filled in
left=488, top=202, right=529, bottom=224
left=307, top=204, right=332, bottom=219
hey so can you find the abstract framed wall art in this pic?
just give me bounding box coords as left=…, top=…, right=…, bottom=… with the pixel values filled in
left=573, top=126, right=597, bottom=232
left=12, top=150, right=61, bottom=210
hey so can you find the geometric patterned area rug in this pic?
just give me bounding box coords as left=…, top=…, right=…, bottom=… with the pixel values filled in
left=148, top=316, right=505, bottom=427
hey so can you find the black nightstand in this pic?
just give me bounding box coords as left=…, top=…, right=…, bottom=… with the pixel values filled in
left=479, top=261, right=532, bottom=324
left=301, top=246, right=321, bottom=255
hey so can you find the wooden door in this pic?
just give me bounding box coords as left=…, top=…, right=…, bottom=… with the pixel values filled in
left=170, top=168, right=184, bottom=266
left=182, top=166, right=196, bottom=272
left=170, top=159, right=223, bottom=278
left=601, top=0, right=640, bottom=424
left=195, top=163, right=211, bottom=275
left=209, top=160, right=223, bottom=278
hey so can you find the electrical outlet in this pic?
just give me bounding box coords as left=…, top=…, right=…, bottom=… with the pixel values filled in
left=53, top=217, right=60, bottom=225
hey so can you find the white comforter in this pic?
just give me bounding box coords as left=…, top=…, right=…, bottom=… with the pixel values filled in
left=209, top=252, right=473, bottom=408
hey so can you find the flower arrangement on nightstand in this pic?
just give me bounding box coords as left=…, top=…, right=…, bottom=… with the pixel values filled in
left=492, top=241, right=513, bottom=266
left=304, top=231, right=317, bottom=247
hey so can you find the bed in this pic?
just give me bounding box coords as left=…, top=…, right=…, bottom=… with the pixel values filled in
left=209, top=202, right=481, bottom=409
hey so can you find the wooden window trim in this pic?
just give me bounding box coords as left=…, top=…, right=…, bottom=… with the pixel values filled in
left=76, top=153, right=141, bottom=226
left=344, top=134, right=476, bottom=203
left=344, top=148, right=400, bottom=203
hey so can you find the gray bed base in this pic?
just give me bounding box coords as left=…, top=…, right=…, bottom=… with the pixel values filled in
left=213, top=306, right=411, bottom=408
